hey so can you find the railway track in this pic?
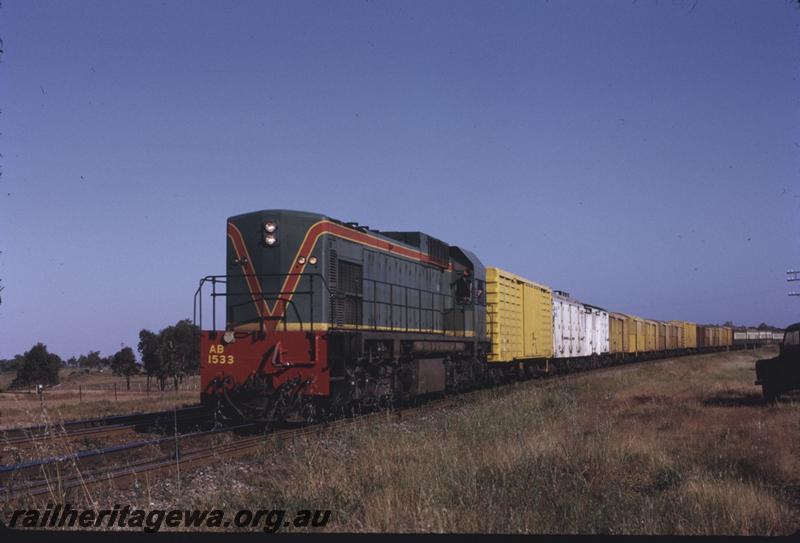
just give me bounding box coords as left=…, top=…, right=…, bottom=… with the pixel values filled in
left=0, top=405, right=209, bottom=451
left=1, top=398, right=459, bottom=501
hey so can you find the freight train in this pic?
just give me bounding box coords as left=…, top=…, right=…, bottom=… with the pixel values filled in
left=733, top=328, right=784, bottom=348
left=195, top=210, right=734, bottom=422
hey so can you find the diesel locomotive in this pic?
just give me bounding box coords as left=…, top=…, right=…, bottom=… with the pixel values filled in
left=196, top=210, right=491, bottom=422
left=196, top=209, right=737, bottom=422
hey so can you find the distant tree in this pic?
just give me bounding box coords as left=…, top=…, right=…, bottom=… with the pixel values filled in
left=9, top=354, right=23, bottom=372
left=111, top=346, right=139, bottom=390
left=12, top=343, right=61, bottom=387
left=78, top=351, right=103, bottom=370
left=138, top=329, right=162, bottom=390
left=723, top=321, right=734, bottom=327
left=0, top=358, right=17, bottom=372
left=158, top=319, right=200, bottom=391
left=65, top=356, right=78, bottom=368
left=79, top=350, right=105, bottom=370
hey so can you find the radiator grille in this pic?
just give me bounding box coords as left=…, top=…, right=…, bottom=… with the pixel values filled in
left=328, top=249, right=342, bottom=326
left=338, top=260, right=363, bottom=296
left=337, top=260, right=363, bottom=326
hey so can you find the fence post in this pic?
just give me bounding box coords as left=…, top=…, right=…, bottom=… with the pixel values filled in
left=114, top=383, right=118, bottom=401
left=79, top=385, right=82, bottom=403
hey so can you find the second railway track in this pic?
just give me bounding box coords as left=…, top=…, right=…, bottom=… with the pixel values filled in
left=0, top=405, right=209, bottom=451
left=1, top=397, right=460, bottom=501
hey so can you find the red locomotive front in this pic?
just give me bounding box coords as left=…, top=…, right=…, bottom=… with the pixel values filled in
left=200, top=330, right=329, bottom=422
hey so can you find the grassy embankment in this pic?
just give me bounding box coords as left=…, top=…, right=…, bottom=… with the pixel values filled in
left=5, top=347, right=799, bottom=534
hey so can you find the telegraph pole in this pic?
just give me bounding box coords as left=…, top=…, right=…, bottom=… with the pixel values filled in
left=788, top=269, right=800, bottom=296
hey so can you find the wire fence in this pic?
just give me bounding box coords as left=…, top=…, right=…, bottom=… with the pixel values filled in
left=9, top=375, right=201, bottom=400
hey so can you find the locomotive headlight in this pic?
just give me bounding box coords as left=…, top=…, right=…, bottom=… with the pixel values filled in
left=298, top=256, right=307, bottom=265
left=264, top=221, right=277, bottom=233
left=264, top=233, right=277, bottom=246
left=308, top=256, right=318, bottom=265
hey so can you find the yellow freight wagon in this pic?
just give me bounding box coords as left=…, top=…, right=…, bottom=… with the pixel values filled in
left=485, top=267, right=553, bottom=362
left=684, top=322, right=697, bottom=349
left=610, top=313, right=631, bottom=352
left=609, top=313, right=625, bottom=353
left=705, top=326, right=718, bottom=347
left=632, top=315, right=646, bottom=352
left=722, top=326, right=732, bottom=346
left=612, top=313, right=644, bottom=353
left=644, top=319, right=658, bottom=352
left=673, top=322, right=684, bottom=350
left=664, top=321, right=679, bottom=350
left=657, top=322, right=667, bottom=351
left=670, top=320, right=695, bottom=349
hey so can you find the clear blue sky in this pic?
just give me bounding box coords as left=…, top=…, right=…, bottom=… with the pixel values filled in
left=1, top=0, right=798, bottom=359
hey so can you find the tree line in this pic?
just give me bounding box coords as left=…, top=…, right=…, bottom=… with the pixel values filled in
left=2, top=319, right=200, bottom=391
left=137, top=319, right=200, bottom=391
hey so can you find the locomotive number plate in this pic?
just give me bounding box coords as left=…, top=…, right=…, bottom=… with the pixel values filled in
left=207, top=344, right=235, bottom=365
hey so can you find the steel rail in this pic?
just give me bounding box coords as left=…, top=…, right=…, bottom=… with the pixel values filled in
left=0, top=405, right=208, bottom=447
left=2, top=398, right=459, bottom=499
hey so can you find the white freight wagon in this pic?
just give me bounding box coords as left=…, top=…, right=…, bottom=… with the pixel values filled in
left=552, top=291, right=609, bottom=357
left=584, top=304, right=610, bottom=355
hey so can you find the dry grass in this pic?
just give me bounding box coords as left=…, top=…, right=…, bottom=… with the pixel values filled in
left=0, top=370, right=198, bottom=429
left=0, top=391, right=197, bottom=430
left=4, top=347, right=799, bottom=534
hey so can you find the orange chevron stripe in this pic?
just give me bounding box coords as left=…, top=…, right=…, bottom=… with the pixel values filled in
left=227, top=222, right=266, bottom=318
left=230, top=219, right=451, bottom=332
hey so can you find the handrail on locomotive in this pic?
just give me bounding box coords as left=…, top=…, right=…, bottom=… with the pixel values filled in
left=194, top=272, right=471, bottom=337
